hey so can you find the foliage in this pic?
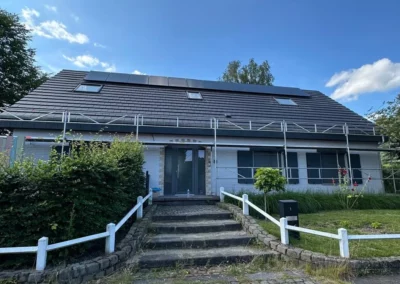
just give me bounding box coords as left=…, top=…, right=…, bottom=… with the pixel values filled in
left=260, top=209, right=400, bottom=258
left=224, top=191, right=400, bottom=215
left=382, top=163, right=400, bottom=193
left=220, top=58, right=274, bottom=85
left=370, top=222, right=382, bottom=229
left=0, top=9, right=49, bottom=108
left=254, top=168, right=286, bottom=213
left=339, top=220, right=351, bottom=228
left=373, top=94, right=400, bottom=144
left=334, top=168, right=371, bottom=209
left=0, top=137, right=145, bottom=268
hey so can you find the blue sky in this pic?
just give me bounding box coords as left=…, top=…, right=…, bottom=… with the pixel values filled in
left=3, top=0, right=400, bottom=116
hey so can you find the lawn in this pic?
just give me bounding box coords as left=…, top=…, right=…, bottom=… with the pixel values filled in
left=259, top=209, right=400, bottom=258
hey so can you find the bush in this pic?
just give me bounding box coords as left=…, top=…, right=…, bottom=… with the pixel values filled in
left=224, top=191, right=400, bottom=217
left=0, top=137, right=145, bottom=268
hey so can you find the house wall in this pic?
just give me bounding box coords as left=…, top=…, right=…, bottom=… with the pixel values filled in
left=12, top=129, right=385, bottom=194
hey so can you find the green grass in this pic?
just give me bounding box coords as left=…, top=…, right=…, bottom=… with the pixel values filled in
left=259, top=209, right=400, bottom=258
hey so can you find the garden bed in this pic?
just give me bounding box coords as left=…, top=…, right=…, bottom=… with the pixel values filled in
left=259, top=209, right=400, bottom=258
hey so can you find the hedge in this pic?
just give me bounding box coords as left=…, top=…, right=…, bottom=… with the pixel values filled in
left=224, top=191, right=400, bottom=217
left=0, top=138, right=145, bottom=268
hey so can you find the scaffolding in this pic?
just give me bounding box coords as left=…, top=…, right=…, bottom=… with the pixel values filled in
left=1, top=109, right=399, bottom=193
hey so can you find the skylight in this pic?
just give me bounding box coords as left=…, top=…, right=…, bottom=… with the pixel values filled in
left=187, top=92, right=202, bottom=100
left=275, top=98, right=297, bottom=106
left=75, top=84, right=103, bottom=93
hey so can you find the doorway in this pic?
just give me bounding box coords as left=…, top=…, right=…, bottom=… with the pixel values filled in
left=164, top=146, right=205, bottom=195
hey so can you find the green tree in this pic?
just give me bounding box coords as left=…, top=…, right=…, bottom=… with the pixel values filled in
left=0, top=9, right=48, bottom=108
left=373, top=94, right=400, bottom=144
left=254, top=168, right=286, bottom=214
left=220, top=58, right=274, bottom=85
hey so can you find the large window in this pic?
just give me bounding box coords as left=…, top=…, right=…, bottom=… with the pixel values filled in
left=237, top=151, right=299, bottom=184
left=306, top=152, right=362, bottom=184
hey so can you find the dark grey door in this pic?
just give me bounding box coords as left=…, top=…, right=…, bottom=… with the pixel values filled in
left=164, top=146, right=205, bottom=195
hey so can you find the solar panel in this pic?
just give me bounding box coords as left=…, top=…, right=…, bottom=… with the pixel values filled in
left=84, top=71, right=310, bottom=97
left=168, top=77, right=188, bottom=88
left=128, top=74, right=149, bottom=85
left=106, top=73, right=131, bottom=83
left=84, top=71, right=109, bottom=82
left=149, top=76, right=168, bottom=86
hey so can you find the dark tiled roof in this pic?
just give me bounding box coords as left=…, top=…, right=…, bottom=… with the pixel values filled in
left=2, top=70, right=373, bottom=131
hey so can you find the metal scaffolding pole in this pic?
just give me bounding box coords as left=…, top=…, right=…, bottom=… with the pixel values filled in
left=61, top=112, right=68, bottom=157
left=283, top=120, right=289, bottom=182
left=136, top=114, right=141, bottom=141
left=213, top=118, right=218, bottom=194
left=344, top=123, right=353, bottom=186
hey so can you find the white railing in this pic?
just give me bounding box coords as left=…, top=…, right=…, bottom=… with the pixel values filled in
left=0, top=189, right=153, bottom=271
left=219, top=187, right=400, bottom=258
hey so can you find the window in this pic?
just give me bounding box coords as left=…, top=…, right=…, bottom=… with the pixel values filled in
left=75, top=84, right=102, bottom=93
left=275, top=98, right=297, bottom=105
left=187, top=92, right=202, bottom=100
left=306, top=152, right=362, bottom=184
left=237, top=150, right=298, bottom=184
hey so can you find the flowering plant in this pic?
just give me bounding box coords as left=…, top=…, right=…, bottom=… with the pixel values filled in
left=334, top=168, right=371, bottom=209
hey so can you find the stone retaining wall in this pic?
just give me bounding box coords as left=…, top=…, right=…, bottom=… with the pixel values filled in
left=218, top=202, right=400, bottom=275
left=0, top=205, right=157, bottom=283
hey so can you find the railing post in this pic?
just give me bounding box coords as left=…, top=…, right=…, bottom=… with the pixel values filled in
left=36, top=237, right=48, bottom=271
left=137, top=196, right=143, bottom=219
left=280, top=218, right=289, bottom=245
left=242, top=194, right=249, bottom=215
left=338, top=228, right=349, bottom=258
left=219, top=187, right=225, bottom=202
left=148, top=188, right=153, bottom=205
left=105, top=223, right=116, bottom=254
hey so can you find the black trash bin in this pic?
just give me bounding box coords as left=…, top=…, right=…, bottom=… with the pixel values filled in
left=279, top=200, right=300, bottom=239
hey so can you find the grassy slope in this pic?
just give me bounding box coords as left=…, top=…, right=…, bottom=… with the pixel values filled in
left=259, top=210, right=400, bottom=258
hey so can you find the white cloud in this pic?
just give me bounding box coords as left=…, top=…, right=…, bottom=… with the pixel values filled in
left=63, top=54, right=116, bottom=72
left=70, top=13, right=79, bottom=22
left=94, top=42, right=106, bottom=48
left=132, top=70, right=145, bottom=75
left=21, top=7, right=89, bottom=44
left=44, top=5, right=57, bottom=13
left=326, top=58, right=400, bottom=101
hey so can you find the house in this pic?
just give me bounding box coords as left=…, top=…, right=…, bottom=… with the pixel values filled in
left=0, top=70, right=385, bottom=195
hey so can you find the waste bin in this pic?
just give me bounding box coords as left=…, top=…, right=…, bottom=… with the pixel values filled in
left=279, top=200, right=300, bottom=239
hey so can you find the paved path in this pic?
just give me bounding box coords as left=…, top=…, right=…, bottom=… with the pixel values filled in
left=354, top=274, right=400, bottom=284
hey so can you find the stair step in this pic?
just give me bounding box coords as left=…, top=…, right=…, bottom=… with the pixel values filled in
left=144, top=231, right=254, bottom=249
left=131, top=247, right=279, bottom=268
left=149, top=220, right=242, bottom=234
left=152, top=212, right=232, bottom=222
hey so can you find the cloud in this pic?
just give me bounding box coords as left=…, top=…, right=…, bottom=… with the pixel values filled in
left=70, top=13, right=79, bottom=22
left=132, top=70, right=145, bottom=75
left=63, top=54, right=116, bottom=72
left=326, top=58, right=400, bottom=101
left=94, top=42, right=106, bottom=48
left=21, top=7, right=89, bottom=44
left=44, top=5, right=57, bottom=13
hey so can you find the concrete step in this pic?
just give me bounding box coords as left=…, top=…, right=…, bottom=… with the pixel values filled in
left=131, top=247, right=279, bottom=268
left=149, top=219, right=242, bottom=234
left=153, top=195, right=219, bottom=206
left=152, top=212, right=232, bottom=222
left=144, top=231, right=254, bottom=249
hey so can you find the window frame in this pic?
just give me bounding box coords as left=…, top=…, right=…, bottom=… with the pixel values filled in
left=187, top=91, right=203, bottom=100
left=74, top=84, right=103, bottom=93
left=274, top=97, right=297, bottom=106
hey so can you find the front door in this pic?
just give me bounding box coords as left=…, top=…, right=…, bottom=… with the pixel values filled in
left=164, top=146, right=205, bottom=195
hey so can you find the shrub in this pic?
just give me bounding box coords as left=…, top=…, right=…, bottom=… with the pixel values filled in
left=254, top=168, right=286, bottom=213
left=0, top=137, right=145, bottom=268
left=224, top=191, right=400, bottom=217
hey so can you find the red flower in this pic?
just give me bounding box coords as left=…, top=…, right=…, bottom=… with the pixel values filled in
left=353, top=181, right=358, bottom=187
left=332, top=178, right=336, bottom=185
left=352, top=188, right=355, bottom=191
left=368, top=176, right=372, bottom=181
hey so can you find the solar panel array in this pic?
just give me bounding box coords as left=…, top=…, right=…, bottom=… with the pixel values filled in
left=84, top=71, right=310, bottom=97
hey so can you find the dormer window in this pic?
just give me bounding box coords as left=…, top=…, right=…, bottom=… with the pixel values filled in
left=275, top=98, right=297, bottom=105
left=75, top=84, right=103, bottom=93
left=187, top=91, right=202, bottom=100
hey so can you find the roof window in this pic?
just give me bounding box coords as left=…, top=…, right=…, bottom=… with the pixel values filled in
left=187, top=91, right=202, bottom=100
left=75, top=84, right=103, bottom=93
left=275, top=98, right=297, bottom=106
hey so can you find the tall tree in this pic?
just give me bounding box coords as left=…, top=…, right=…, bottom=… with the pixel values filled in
left=0, top=9, right=48, bottom=108
left=220, top=58, right=274, bottom=85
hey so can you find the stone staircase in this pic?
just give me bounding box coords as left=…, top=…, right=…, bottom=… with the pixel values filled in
left=129, top=205, right=278, bottom=268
